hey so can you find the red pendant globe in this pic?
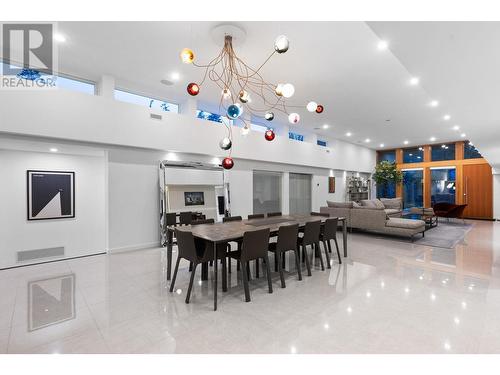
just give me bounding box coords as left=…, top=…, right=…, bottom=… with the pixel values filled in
left=222, top=157, right=234, bottom=170
left=187, top=82, right=200, bottom=96
left=315, top=104, right=324, bottom=113
left=265, top=129, right=275, bottom=141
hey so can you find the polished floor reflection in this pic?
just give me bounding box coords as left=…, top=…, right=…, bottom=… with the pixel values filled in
left=1, top=219, right=499, bottom=354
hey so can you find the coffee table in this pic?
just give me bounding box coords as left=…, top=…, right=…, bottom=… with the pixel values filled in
left=402, top=208, right=438, bottom=230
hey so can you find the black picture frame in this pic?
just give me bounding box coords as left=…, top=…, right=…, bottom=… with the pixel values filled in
left=184, top=191, right=205, bottom=206
left=27, top=170, right=75, bottom=221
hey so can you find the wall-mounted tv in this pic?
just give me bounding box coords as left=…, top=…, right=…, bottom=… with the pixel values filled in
left=184, top=191, right=205, bottom=206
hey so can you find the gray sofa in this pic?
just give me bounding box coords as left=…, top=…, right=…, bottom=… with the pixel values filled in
left=320, top=198, right=425, bottom=241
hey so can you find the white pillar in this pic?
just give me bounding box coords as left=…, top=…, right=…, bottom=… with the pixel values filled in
left=97, top=75, right=115, bottom=98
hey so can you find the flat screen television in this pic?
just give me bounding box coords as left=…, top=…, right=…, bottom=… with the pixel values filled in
left=184, top=191, right=205, bottom=206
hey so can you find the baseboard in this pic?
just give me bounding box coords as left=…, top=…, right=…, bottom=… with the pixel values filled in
left=108, top=242, right=160, bottom=254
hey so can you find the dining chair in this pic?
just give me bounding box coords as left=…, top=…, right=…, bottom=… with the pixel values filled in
left=248, top=214, right=265, bottom=220
left=223, top=215, right=243, bottom=222
left=165, top=212, right=178, bottom=245
left=222, top=216, right=243, bottom=272
left=298, top=220, right=323, bottom=275
left=170, top=229, right=227, bottom=303
left=267, top=212, right=282, bottom=217
left=311, top=212, right=329, bottom=217
left=179, top=211, right=193, bottom=226
left=192, top=218, right=215, bottom=225
left=228, top=228, right=272, bottom=302
left=268, top=224, right=300, bottom=288
left=320, top=217, right=342, bottom=265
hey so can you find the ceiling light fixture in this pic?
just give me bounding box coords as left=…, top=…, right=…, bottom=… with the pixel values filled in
left=170, top=72, right=180, bottom=81
left=460, top=133, right=466, bottom=138
left=430, top=137, right=436, bottom=142
left=181, top=27, right=323, bottom=169
left=49, top=148, right=58, bottom=152
left=409, top=77, right=419, bottom=85
left=453, top=125, right=460, bottom=131
left=53, top=33, right=66, bottom=42
left=364, top=138, right=371, bottom=143
left=345, top=132, right=352, bottom=137
left=379, top=143, right=385, bottom=148
left=404, top=140, right=409, bottom=145
left=377, top=40, right=389, bottom=51
left=443, top=115, right=451, bottom=121
left=322, top=124, right=329, bottom=129
left=429, top=100, right=439, bottom=107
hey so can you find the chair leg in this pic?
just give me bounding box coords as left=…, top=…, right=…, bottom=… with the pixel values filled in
left=294, top=249, right=302, bottom=281
left=316, top=242, right=325, bottom=271
left=222, top=257, right=227, bottom=292
left=255, top=259, right=260, bottom=278
left=169, top=257, right=181, bottom=292
left=264, top=255, right=273, bottom=293
left=188, top=262, right=193, bottom=272
left=274, top=252, right=279, bottom=272
left=303, top=245, right=312, bottom=276
left=323, top=241, right=331, bottom=269
left=228, top=257, right=231, bottom=273
left=185, top=263, right=198, bottom=303
left=237, top=260, right=241, bottom=271
left=277, top=252, right=286, bottom=288
left=333, top=238, right=342, bottom=264
left=247, top=261, right=252, bottom=280
left=241, top=261, right=251, bottom=302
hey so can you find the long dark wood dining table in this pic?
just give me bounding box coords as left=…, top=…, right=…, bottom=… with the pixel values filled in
left=165, top=214, right=347, bottom=310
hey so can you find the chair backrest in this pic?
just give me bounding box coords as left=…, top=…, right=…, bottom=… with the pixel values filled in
left=248, top=213, right=265, bottom=220
left=223, top=215, right=242, bottom=223
left=322, top=217, right=339, bottom=240
left=192, top=218, right=215, bottom=225
left=241, top=228, right=270, bottom=262
left=175, top=229, right=198, bottom=262
left=267, top=212, right=282, bottom=217
left=301, top=220, right=321, bottom=246
left=276, top=224, right=299, bottom=252
left=179, top=211, right=192, bottom=225
left=165, top=212, right=177, bottom=226
left=311, top=212, right=329, bottom=217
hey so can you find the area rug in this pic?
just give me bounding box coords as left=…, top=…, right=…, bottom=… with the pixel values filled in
left=413, top=221, right=474, bottom=249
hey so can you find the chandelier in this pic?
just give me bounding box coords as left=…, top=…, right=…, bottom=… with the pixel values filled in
left=180, top=31, right=324, bottom=169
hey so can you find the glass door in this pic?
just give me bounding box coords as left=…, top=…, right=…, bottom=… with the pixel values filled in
left=289, top=173, right=312, bottom=214
left=402, top=169, right=423, bottom=209
left=430, top=167, right=456, bottom=205
left=252, top=171, right=282, bottom=215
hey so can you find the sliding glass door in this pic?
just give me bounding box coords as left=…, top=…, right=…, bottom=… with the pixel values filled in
left=402, top=169, right=423, bottom=209
left=252, top=171, right=282, bottom=214
left=289, top=173, right=312, bottom=214
left=430, top=167, right=456, bottom=205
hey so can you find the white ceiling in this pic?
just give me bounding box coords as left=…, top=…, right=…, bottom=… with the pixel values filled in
left=5, top=21, right=500, bottom=166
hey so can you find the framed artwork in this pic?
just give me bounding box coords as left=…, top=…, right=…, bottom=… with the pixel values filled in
left=28, top=274, right=76, bottom=331
left=328, top=176, right=336, bottom=193
left=27, top=170, right=75, bottom=221
left=184, top=191, right=205, bottom=206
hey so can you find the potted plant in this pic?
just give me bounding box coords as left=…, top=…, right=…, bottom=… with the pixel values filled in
left=373, top=161, right=403, bottom=198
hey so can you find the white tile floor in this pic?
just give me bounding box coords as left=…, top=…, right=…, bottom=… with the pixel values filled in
left=1, top=219, right=500, bottom=354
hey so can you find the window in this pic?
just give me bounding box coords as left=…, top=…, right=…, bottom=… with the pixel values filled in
left=431, top=167, right=456, bottom=205
left=403, top=147, right=424, bottom=163
left=196, top=110, right=224, bottom=123
left=378, top=150, right=396, bottom=163
left=402, top=169, right=423, bottom=209
left=115, top=89, right=179, bottom=113
left=289, top=132, right=304, bottom=141
left=376, top=181, right=396, bottom=199
left=464, top=142, right=482, bottom=159
left=431, top=143, right=455, bottom=161
left=253, top=171, right=282, bottom=215
left=317, top=140, right=327, bottom=147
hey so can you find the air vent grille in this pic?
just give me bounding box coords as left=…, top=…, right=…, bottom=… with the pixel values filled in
left=17, top=247, right=65, bottom=263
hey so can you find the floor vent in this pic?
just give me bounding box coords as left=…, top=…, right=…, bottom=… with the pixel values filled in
left=17, top=247, right=65, bottom=263
left=150, top=113, right=162, bottom=120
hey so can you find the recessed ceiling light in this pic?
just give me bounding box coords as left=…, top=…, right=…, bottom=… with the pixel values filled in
left=322, top=124, right=329, bottom=129
left=430, top=137, right=436, bottom=142
left=53, top=33, right=66, bottom=43
left=409, top=77, right=419, bottom=85
left=443, top=115, right=451, bottom=121
left=377, top=40, right=389, bottom=51
left=49, top=148, right=58, bottom=152
left=452, top=125, right=460, bottom=131
left=379, top=143, right=385, bottom=148
left=171, top=72, right=180, bottom=81
left=429, top=100, right=439, bottom=107
left=460, top=133, right=466, bottom=138
left=403, top=140, right=409, bottom=145
left=345, top=132, right=352, bottom=137
left=364, top=138, right=371, bottom=143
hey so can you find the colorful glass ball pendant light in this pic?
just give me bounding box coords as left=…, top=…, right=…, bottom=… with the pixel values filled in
left=274, top=35, right=290, bottom=54
left=315, top=104, right=324, bottom=114
left=222, top=157, right=234, bottom=170
left=227, top=103, right=243, bottom=119
left=238, top=90, right=250, bottom=103
left=265, top=112, right=274, bottom=121
left=307, top=101, right=318, bottom=112
left=187, top=82, right=200, bottom=96
left=265, top=129, right=276, bottom=141
left=219, top=137, right=232, bottom=150
left=180, top=48, right=195, bottom=64
left=288, top=113, right=300, bottom=124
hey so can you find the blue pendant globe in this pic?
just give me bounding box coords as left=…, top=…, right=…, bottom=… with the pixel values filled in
left=227, top=104, right=242, bottom=119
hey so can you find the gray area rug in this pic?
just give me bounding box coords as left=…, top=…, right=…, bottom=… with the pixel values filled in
left=414, top=221, right=474, bottom=249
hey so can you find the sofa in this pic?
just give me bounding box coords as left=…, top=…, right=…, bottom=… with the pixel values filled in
left=320, top=198, right=425, bottom=241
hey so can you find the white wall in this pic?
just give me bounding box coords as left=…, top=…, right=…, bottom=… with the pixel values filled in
left=0, top=149, right=106, bottom=269
left=494, top=174, right=500, bottom=220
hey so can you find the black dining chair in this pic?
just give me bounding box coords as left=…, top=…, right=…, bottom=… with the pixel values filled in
left=320, top=217, right=342, bottom=265
left=165, top=212, right=178, bottom=245
left=223, top=215, right=243, bottom=222
left=170, top=229, right=227, bottom=303
left=179, top=211, right=192, bottom=226
left=228, top=228, right=272, bottom=302
left=267, top=212, right=282, bottom=217
left=311, top=212, right=329, bottom=217
left=298, top=220, right=323, bottom=275
left=192, top=218, right=215, bottom=225
left=222, top=216, right=243, bottom=272
left=248, top=213, right=265, bottom=220
left=268, top=224, right=301, bottom=288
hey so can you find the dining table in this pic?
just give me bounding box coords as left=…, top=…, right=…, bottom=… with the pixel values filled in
left=165, top=214, right=347, bottom=310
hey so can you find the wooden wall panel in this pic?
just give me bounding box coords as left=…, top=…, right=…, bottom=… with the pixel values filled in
left=462, top=163, right=493, bottom=219
left=423, top=167, right=431, bottom=207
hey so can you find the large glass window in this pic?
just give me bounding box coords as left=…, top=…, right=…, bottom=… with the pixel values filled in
left=431, top=167, right=456, bottom=205
left=464, top=142, right=482, bottom=159
left=114, top=89, right=179, bottom=113
left=252, top=171, right=282, bottom=214
left=403, top=147, right=424, bottom=163
left=196, top=109, right=224, bottom=123
left=378, top=150, right=396, bottom=163
left=402, top=169, right=423, bottom=208
left=376, top=181, right=396, bottom=199
left=289, top=132, right=304, bottom=141
left=431, top=143, right=455, bottom=161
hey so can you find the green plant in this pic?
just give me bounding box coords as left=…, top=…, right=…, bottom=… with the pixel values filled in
left=373, top=161, right=403, bottom=191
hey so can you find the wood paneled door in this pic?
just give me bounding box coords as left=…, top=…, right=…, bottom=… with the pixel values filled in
left=462, top=164, right=493, bottom=219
